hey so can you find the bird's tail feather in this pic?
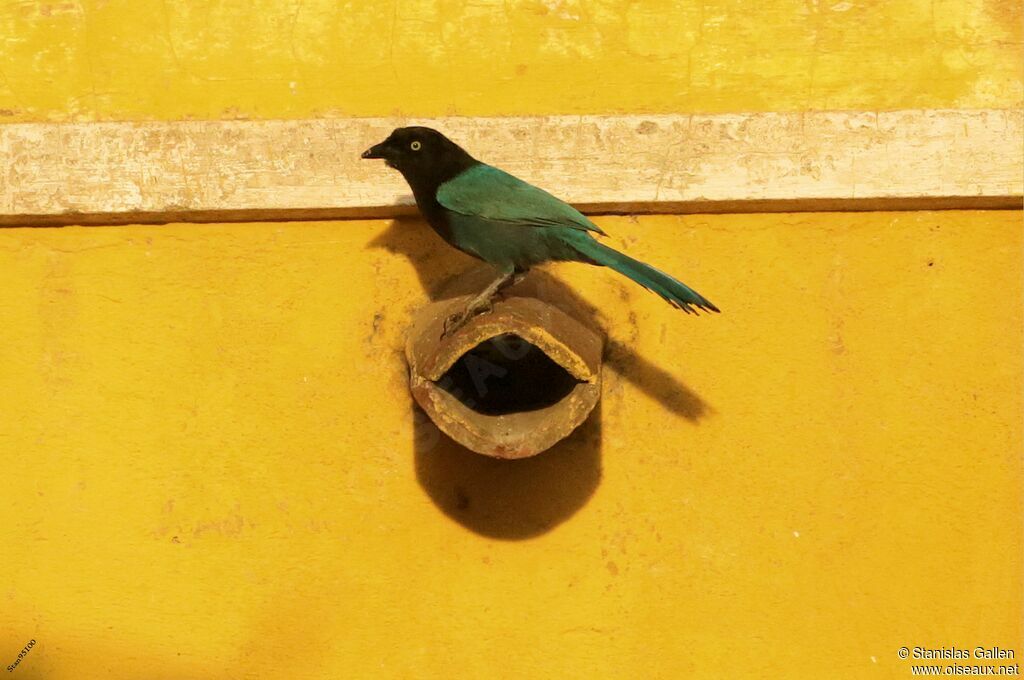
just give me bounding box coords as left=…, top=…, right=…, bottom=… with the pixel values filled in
left=570, top=237, right=720, bottom=314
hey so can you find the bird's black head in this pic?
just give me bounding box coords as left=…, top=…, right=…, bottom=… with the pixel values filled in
left=361, top=127, right=477, bottom=188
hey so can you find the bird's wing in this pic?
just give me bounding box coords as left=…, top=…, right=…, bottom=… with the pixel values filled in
left=436, top=164, right=606, bottom=236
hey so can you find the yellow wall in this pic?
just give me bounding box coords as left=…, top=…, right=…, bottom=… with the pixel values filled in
left=0, top=2, right=1021, bottom=678
left=0, top=0, right=1020, bottom=121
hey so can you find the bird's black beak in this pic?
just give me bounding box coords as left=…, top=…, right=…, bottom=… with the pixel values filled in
left=361, top=142, right=387, bottom=160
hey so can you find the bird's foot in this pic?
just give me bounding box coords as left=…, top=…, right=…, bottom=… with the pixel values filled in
left=442, top=310, right=470, bottom=338
left=441, top=298, right=494, bottom=339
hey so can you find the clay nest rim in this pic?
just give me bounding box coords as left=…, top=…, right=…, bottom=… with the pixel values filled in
left=406, top=294, right=603, bottom=459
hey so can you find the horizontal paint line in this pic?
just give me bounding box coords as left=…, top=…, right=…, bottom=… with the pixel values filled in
left=1, top=196, right=1020, bottom=229
left=1, top=109, right=1020, bottom=227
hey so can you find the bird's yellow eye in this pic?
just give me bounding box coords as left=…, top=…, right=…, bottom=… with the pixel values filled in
left=410, top=140, right=422, bottom=151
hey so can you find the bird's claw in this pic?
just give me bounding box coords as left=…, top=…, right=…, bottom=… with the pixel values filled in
left=442, top=311, right=469, bottom=339
left=441, top=299, right=494, bottom=339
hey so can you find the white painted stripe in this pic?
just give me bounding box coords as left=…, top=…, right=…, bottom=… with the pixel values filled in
left=1, top=109, right=1020, bottom=225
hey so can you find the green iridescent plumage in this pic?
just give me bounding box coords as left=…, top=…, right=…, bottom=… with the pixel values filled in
left=438, top=164, right=606, bottom=236
left=362, top=126, right=719, bottom=316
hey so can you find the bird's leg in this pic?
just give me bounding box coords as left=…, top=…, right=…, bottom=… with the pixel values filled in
left=497, top=270, right=528, bottom=299
left=443, top=267, right=515, bottom=337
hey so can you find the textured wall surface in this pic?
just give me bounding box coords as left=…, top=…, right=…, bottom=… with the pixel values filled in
left=0, top=1, right=1021, bottom=678
left=0, top=0, right=1020, bottom=121
left=1, top=213, right=1021, bottom=678
left=4, top=110, right=1022, bottom=223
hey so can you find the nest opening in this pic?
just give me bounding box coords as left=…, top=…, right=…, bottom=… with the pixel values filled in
left=435, top=333, right=583, bottom=416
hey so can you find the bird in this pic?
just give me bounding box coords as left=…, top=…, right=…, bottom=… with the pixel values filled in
left=361, top=126, right=719, bottom=334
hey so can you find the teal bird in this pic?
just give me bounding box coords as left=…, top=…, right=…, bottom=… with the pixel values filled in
left=362, top=127, right=719, bottom=332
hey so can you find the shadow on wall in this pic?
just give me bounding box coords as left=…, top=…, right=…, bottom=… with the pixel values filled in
left=370, top=217, right=710, bottom=540
left=412, top=402, right=602, bottom=540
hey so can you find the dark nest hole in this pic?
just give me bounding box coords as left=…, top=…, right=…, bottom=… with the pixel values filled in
left=435, top=333, right=583, bottom=416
